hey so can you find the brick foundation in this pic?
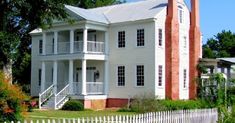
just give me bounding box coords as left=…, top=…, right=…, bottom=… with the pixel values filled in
left=106, top=98, right=129, bottom=108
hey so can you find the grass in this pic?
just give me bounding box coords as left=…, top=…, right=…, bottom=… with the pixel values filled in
left=24, top=109, right=135, bottom=121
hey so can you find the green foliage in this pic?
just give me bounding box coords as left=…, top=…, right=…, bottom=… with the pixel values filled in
left=0, top=32, right=19, bottom=68
left=119, top=93, right=214, bottom=113
left=0, top=71, right=28, bottom=122
left=75, top=0, right=125, bottom=9
left=128, top=93, right=166, bottom=113
left=61, top=100, right=84, bottom=111
left=203, top=30, right=235, bottom=58
left=159, top=100, right=209, bottom=110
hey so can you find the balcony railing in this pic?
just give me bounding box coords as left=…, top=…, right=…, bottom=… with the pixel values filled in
left=72, top=82, right=104, bottom=95
left=44, top=41, right=104, bottom=55
left=87, top=41, right=104, bottom=53
left=58, top=41, right=70, bottom=54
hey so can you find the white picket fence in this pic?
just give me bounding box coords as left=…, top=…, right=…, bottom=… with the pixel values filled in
left=5, top=108, right=218, bottom=123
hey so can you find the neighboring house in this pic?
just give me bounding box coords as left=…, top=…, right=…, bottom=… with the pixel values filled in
left=200, top=58, right=235, bottom=80
left=30, top=0, right=201, bottom=109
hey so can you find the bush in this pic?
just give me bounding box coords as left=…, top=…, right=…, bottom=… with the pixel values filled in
left=0, top=71, right=28, bottom=122
left=159, top=100, right=208, bottom=110
left=128, top=93, right=166, bottom=113
left=61, top=100, right=84, bottom=111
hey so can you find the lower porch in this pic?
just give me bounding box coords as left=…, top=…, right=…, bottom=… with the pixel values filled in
left=39, top=59, right=108, bottom=109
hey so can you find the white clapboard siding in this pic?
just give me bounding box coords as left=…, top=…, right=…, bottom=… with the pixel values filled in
left=4, top=108, right=218, bottom=123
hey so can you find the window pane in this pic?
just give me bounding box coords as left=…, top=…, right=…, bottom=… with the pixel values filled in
left=136, top=65, right=144, bottom=86
left=117, top=66, right=125, bottom=86
left=137, top=29, right=144, bottom=46
left=118, top=31, right=125, bottom=48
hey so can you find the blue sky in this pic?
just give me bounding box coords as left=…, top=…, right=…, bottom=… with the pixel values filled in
left=126, top=0, right=235, bottom=44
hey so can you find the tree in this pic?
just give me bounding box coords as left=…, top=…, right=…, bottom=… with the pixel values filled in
left=203, top=30, right=235, bottom=58
left=0, top=0, right=124, bottom=88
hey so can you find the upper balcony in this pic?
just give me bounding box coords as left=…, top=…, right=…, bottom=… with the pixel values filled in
left=39, top=28, right=108, bottom=60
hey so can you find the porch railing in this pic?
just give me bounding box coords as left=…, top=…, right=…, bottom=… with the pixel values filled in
left=55, top=84, right=70, bottom=109
left=58, top=41, right=70, bottom=54
left=46, top=44, right=54, bottom=55
left=72, top=82, right=104, bottom=95
left=87, top=82, right=104, bottom=94
left=87, top=41, right=104, bottom=53
left=39, top=84, right=54, bottom=109
left=45, top=41, right=104, bottom=55
left=74, top=41, right=83, bottom=53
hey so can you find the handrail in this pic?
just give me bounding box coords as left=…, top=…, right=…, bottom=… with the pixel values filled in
left=39, top=84, right=54, bottom=109
left=39, top=84, right=54, bottom=96
left=54, top=84, right=70, bottom=109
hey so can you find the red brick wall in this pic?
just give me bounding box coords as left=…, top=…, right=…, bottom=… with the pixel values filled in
left=165, top=0, right=180, bottom=100
left=189, top=0, right=201, bottom=99
left=106, top=98, right=129, bottom=108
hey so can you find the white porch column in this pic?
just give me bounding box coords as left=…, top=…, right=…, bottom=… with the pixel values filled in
left=53, top=61, right=58, bottom=93
left=70, top=30, right=74, bottom=54
left=105, top=31, right=109, bottom=54
left=104, top=60, right=109, bottom=95
left=54, top=31, right=58, bottom=54
left=42, top=32, right=46, bottom=55
left=81, top=59, right=87, bottom=95
left=69, top=60, right=74, bottom=94
left=83, top=28, right=88, bottom=53
left=41, top=61, right=46, bottom=92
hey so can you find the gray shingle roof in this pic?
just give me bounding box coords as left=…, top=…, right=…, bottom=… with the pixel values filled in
left=65, top=0, right=167, bottom=24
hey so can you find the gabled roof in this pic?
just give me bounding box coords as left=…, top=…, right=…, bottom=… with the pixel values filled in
left=217, top=58, right=235, bottom=64
left=65, top=5, right=109, bottom=24
left=65, top=0, right=167, bottom=24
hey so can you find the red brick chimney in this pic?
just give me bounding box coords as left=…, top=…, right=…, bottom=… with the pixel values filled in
left=189, top=0, right=201, bottom=99
left=165, top=0, right=179, bottom=100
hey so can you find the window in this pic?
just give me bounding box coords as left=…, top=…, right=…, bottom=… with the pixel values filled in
left=158, top=65, right=163, bottom=86
left=183, top=69, right=187, bottom=88
left=178, top=6, right=183, bottom=23
left=39, top=39, right=43, bottom=54
left=118, top=31, right=125, bottom=48
left=38, top=69, right=41, bottom=86
left=52, top=38, right=54, bottom=53
left=158, top=29, right=163, bottom=46
left=117, top=66, right=125, bottom=86
left=183, top=36, right=187, bottom=49
left=136, top=65, right=144, bottom=86
left=137, top=29, right=144, bottom=46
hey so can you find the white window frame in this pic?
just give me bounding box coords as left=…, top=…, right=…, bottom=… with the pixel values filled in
left=158, top=65, right=163, bottom=87
left=158, top=29, right=163, bottom=47
left=136, top=65, right=145, bottom=87
left=183, top=69, right=187, bottom=88
left=137, top=29, right=145, bottom=47
left=117, top=65, right=125, bottom=87
left=118, top=31, right=125, bottom=48
left=178, top=6, right=184, bottom=24
left=38, top=69, right=41, bottom=86
left=39, top=39, right=43, bottom=54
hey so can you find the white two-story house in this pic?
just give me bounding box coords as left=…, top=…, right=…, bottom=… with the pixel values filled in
left=30, top=0, right=201, bottom=109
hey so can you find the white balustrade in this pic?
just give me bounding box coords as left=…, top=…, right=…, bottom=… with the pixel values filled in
left=44, top=41, right=104, bottom=55
left=58, top=41, right=70, bottom=54
left=39, top=84, right=54, bottom=109
left=54, top=84, right=70, bottom=109
left=74, top=41, right=83, bottom=53
left=87, top=41, right=104, bottom=53
left=72, top=82, right=104, bottom=95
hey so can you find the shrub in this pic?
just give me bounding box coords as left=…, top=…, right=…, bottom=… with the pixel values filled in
left=129, top=93, right=166, bottom=113
left=159, top=100, right=207, bottom=110
left=0, top=71, right=28, bottom=122
left=61, top=100, right=84, bottom=111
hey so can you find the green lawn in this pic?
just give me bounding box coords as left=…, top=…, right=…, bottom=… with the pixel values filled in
left=25, top=109, right=135, bottom=121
